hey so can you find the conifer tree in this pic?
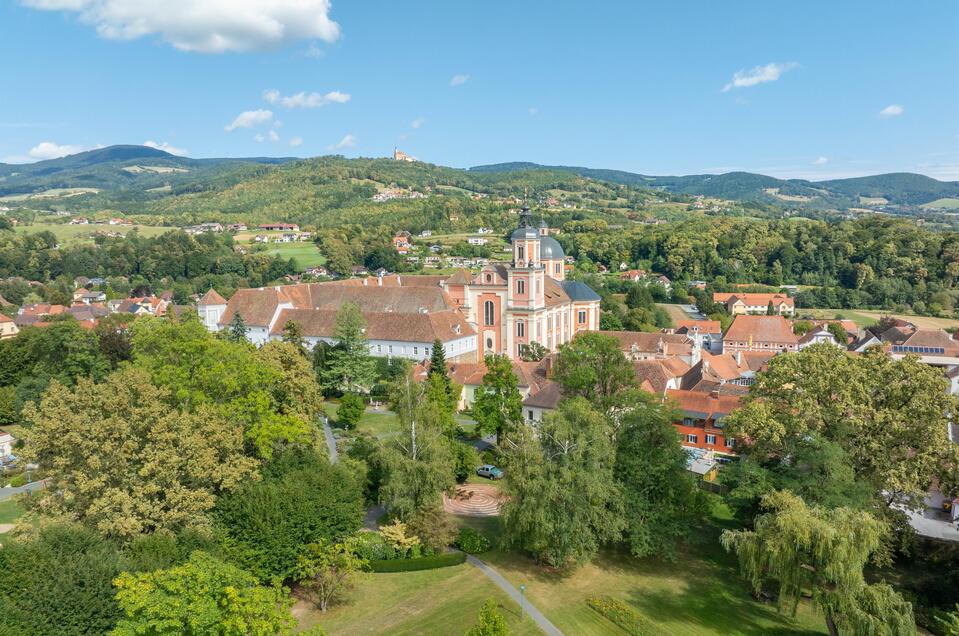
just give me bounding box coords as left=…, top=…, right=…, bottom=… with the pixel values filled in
left=227, top=312, right=248, bottom=343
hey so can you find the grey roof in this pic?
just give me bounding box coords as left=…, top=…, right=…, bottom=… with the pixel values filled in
left=511, top=226, right=540, bottom=240
left=540, top=235, right=565, bottom=260
left=560, top=280, right=600, bottom=302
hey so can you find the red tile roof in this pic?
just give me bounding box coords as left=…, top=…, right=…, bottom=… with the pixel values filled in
left=724, top=315, right=798, bottom=345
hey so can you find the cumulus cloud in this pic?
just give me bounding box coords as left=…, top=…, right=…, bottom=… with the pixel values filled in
left=224, top=109, right=273, bottom=132
left=20, top=0, right=341, bottom=53
left=253, top=133, right=265, bottom=143
left=143, top=140, right=188, bottom=156
left=722, top=62, right=797, bottom=92
left=268, top=129, right=279, bottom=142
left=410, top=117, right=425, bottom=129
left=879, top=104, right=904, bottom=117
left=812, top=156, right=829, bottom=165
left=29, top=141, right=86, bottom=160
left=327, top=133, right=355, bottom=150
left=289, top=136, right=303, bottom=147
left=450, top=74, right=469, bottom=87
left=263, top=89, right=350, bottom=109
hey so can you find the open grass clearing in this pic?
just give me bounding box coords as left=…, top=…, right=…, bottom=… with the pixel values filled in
left=324, top=402, right=400, bottom=440
left=450, top=501, right=827, bottom=636
left=263, top=242, right=327, bottom=268
left=294, top=562, right=542, bottom=635
left=13, top=222, right=174, bottom=245
left=657, top=302, right=696, bottom=325
left=921, top=197, right=959, bottom=210
left=0, top=498, right=25, bottom=527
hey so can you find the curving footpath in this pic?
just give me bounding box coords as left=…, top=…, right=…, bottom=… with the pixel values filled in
left=466, top=554, right=563, bottom=636
left=320, top=416, right=338, bottom=464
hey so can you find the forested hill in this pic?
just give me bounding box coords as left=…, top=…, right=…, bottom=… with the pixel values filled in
left=470, top=162, right=959, bottom=208
left=0, top=145, right=295, bottom=197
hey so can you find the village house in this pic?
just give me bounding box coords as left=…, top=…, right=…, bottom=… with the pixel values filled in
left=467, top=236, right=488, bottom=246
left=667, top=389, right=741, bottom=455
left=393, top=231, right=412, bottom=255
left=619, top=269, right=647, bottom=282
left=668, top=319, right=723, bottom=353
left=72, top=289, right=107, bottom=305
left=713, top=292, right=795, bottom=316
left=0, top=429, right=14, bottom=457
left=0, top=314, right=19, bottom=339
left=258, top=223, right=300, bottom=232
left=598, top=330, right=697, bottom=364
left=723, top=315, right=799, bottom=353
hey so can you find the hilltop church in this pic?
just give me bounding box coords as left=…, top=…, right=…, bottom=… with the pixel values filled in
left=198, top=206, right=600, bottom=362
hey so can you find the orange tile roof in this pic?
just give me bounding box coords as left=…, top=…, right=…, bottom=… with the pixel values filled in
left=665, top=389, right=741, bottom=418
left=724, top=315, right=798, bottom=345
left=271, top=307, right=475, bottom=344
left=674, top=319, right=722, bottom=334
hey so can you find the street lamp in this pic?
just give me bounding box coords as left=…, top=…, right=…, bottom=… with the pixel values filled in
left=519, top=584, right=526, bottom=620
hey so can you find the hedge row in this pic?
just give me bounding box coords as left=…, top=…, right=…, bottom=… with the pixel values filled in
left=586, top=596, right=653, bottom=636
left=366, top=551, right=467, bottom=573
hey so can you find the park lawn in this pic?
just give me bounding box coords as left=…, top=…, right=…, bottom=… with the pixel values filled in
left=0, top=498, right=25, bottom=525
left=295, top=563, right=542, bottom=636
left=13, top=222, right=173, bottom=245
left=325, top=402, right=400, bottom=439
left=265, top=242, right=327, bottom=268
left=451, top=502, right=827, bottom=636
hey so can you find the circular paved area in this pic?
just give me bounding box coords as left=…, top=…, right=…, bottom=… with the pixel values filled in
left=443, top=483, right=504, bottom=517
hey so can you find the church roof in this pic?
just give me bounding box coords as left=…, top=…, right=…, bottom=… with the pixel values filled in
left=540, top=235, right=565, bottom=260
left=560, top=280, right=600, bottom=302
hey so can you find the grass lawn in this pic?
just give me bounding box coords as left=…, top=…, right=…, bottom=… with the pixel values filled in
left=295, top=563, right=542, bottom=636
left=0, top=498, right=25, bottom=526
left=324, top=402, right=400, bottom=439
left=451, top=501, right=828, bottom=636
left=264, top=242, right=327, bottom=268
left=921, top=197, right=959, bottom=210
left=13, top=222, right=173, bottom=245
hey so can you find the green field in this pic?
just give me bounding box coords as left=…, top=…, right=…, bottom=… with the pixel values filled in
left=14, top=222, right=174, bottom=245
left=297, top=563, right=541, bottom=635
left=0, top=498, right=25, bottom=526
left=324, top=402, right=400, bottom=439
left=451, top=502, right=827, bottom=636
left=921, top=197, right=959, bottom=210
left=264, top=242, right=327, bottom=268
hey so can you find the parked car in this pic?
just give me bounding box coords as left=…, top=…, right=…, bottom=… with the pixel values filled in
left=476, top=464, right=504, bottom=480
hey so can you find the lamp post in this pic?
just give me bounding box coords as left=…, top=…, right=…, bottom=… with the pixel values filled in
left=519, top=584, right=526, bottom=620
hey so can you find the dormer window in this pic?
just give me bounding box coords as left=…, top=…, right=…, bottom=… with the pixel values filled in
left=485, top=274, right=492, bottom=284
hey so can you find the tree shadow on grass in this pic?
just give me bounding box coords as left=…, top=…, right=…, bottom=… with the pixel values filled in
left=625, top=570, right=826, bottom=636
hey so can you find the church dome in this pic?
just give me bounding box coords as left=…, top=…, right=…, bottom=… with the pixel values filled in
left=540, top=235, right=565, bottom=260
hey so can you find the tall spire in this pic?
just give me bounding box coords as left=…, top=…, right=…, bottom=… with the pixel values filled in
left=519, top=190, right=532, bottom=228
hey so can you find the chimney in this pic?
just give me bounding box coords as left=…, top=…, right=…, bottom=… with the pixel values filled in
left=710, top=389, right=720, bottom=400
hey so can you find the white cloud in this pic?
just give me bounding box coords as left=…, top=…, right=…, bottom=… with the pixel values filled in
left=253, top=133, right=265, bottom=143
left=722, top=62, right=797, bottom=92
left=879, top=104, right=904, bottom=117
left=143, top=140, right=188, bottom=156
left=302, top=42, right=325, bottom=59
left=20, top=0, right=341, bottom=53
left=289, top=136, right=303, bottom=147
left=29, top=141, right=86, bottom=160
left=410, top=117, right=426, bottom=129
left=327, top=133, right=355, bottom=150
left=224, top=109, right=272, bottom=132
left=528, top=107, right=538, bottom=116
left=263, top=89, right=350, bottom=109
left=268, top=129, right=279, bottom=142
left=812, top=156, right=829, bottom=165
left=450, top=74, right=469, bottom=87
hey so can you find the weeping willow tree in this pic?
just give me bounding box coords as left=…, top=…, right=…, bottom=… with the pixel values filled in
left=721, top=490, right=915, bottom=636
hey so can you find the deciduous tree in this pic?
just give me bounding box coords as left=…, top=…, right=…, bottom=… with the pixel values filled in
left=293, top=540, right=366, bottom=612
left=472, top=354, right=523, bottom=443
left=465, top=599, right=510, bottom=636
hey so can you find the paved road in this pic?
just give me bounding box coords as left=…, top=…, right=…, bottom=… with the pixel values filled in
left=0, top=480, right=45, bottom=502
left=679, top=304, right=707, bottom=320
left=320, top=416, right=339, bottom=464
left=466, top=554, right=563, bottom=636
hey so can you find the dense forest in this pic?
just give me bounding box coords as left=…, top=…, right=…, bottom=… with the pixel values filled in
left=562, top=215, right=959, bottom=315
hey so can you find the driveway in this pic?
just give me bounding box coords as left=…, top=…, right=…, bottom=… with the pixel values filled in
left=0, top=479, right=44, bottom=502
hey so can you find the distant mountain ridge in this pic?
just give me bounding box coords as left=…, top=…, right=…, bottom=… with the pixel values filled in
left=0, top=145, right=295, bottom=197
left=469, top=162, right=959, bottom=207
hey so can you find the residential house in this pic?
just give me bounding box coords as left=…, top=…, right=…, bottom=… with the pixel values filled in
left=0, top=314, right=18, bottom=339
left=670, top=320, right=723, bottom=353
left=667, top=389, right=741, bottom=454
left=0, top=429, right=14, bottom=457
left=598, top=330, right=697, bottom=364
left=619, top=269, right=647, bottom=282
left=258, top=223, right=300, bottom=232
left=467, top=237, right=488, bottom=246
left=679, top=350, right=774, bottom=394
left=393, top=231, right=412, bottom=255
left=73, top=289, right=106, bottom=305
left=713, top=292, right=795, bottom=316
left=723, top=315, right=799, bottom=353
left=797, top=326, right=840, bottom=350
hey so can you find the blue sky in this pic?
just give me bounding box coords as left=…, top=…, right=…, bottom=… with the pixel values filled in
left=1, top=0, right=957, bottom=180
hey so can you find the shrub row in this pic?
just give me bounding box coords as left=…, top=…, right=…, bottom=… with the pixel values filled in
left=454, top=527, right=491, bottom=554
left=586, top=596, right=653, bottom=636
left=366, top=551, right=467, bottom=573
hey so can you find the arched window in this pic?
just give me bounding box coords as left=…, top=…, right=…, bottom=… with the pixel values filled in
left=485, top=274, right=492, bottom=284
left=516, top=279, right=525, bottom=295
left=484, top=300, right=495, bottom=326
left=517, top=246, right=525, bottom=262
left=486, top=337, right=494, bottom=350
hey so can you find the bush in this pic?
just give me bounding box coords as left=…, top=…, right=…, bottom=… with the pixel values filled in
left=451, top=441, right=481, bottom=483
left=8, top=473, right=27, bottom=487
left=337, top=393, right=365, bottom=429
left=455, top=527, right=491, bottom=554
left=586, top=596, right=652, bottom=636
left=366, top=551, right=466, bottom=573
